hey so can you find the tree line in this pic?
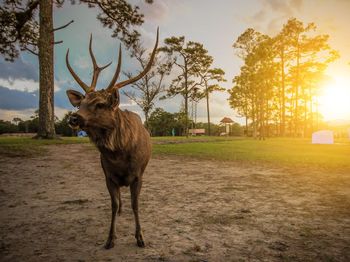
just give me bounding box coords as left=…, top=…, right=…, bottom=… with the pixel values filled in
left=1, top=0, right=226, bottom=138
left=0, top=108, right=243, bottom=137
left=123, top=35, right=227, bottom=137
left=0, top=110, right=75, bottom=136
left=228, top=18, right=338, bottom=139
left=0, top=2, right=338, bottom=139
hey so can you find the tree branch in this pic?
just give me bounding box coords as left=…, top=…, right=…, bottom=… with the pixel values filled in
left=24, top=47, right=38, bottom=56
left=53, top=20, right=74, bottom=32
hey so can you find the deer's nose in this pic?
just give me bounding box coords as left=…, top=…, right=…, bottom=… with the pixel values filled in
left=69, top=115, right=78, bottom=126
left=68, top=113, right=84, bottom=128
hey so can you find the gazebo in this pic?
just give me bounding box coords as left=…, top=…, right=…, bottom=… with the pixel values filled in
left=220, top=117, right=234, bottom=135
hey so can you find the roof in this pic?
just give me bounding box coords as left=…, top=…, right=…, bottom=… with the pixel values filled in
left=220, top=117, right=234, bottom=123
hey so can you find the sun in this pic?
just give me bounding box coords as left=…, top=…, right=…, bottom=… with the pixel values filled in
left=318, top=76, right=350, bottom=121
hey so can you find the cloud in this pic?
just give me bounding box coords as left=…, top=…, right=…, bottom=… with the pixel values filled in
left=137, top=0, right=169, bottom=23
left=73, top=55, right=92, bottom=70
left=0, top=108, right=37, bottom=121
left=0, top=78, right=39, bottom=93
left=0, top=57, right=38, bottom=81
left=0, top=55, right=63, bottom=94
left=0, top=86, right=38, bottom=110
left=54, top=106, right=70, bottom=120
left=0, top=106, right=70, bottom=122
left=262, top=0, right=294, bottom=15
left=0, top=78, right=62, bottom=93
left=246, top=0, right=305, bottom=34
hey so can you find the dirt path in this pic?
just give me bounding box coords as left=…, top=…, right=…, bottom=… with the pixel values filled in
left=0, top=144, right=349, bottom=261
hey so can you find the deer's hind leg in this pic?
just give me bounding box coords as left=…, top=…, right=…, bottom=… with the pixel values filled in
left=117, top=189, right=122, bottom=216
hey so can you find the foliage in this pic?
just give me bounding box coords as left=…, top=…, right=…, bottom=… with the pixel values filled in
left=0, top=120, right=18, bottom=134
left=147, top=107, right=189, bottom=136
left=0, top=0, right=152, bottom=60
left=159, top=36, right=214, bottom=136
left=229, top=18, right=338, bottom=139
left=198, top=63, right=226, bottom=136
left=0, top=0, right=153, bottom=139
left=55, top=111, right=75, bottom=136
left=0, top=110, right=76, bottom=136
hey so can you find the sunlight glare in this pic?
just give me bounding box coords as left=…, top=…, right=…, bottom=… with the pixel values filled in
left=319, top=76, right=350, bottom=121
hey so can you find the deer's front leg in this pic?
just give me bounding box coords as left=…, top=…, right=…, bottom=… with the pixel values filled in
left=117, top=189, right=122, bottom=216
left=130, top=177, right=145, bottom=247
left=104, top=178, right=119, bottom=249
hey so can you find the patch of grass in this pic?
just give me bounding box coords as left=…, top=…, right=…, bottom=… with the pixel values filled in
left=151, top=135, right=241, bottom=144
left=2, top=136, right=349, bottom=171
left=152, top=137, right=350, bottom=170
left=0, top=136, right=89, bottom=157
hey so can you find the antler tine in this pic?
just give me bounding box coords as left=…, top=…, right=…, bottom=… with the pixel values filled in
left=89, top=34, right=112, bottom=91
left=114, top=27, right=159, bottom=89
left=106, top=43, right=122, bottom=91
left=66, top=49, right=90, bottom=93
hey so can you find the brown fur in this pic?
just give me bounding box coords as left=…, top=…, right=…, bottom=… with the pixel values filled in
left=65, top=30, right=158, bottom=249
left=66, top=88, right=151, bottom=249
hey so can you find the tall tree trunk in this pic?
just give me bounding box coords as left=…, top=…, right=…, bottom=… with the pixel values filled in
left=252, top=98, right=257, bottom=138
left=309, top=86, right=313, bottom=134
left=294, top=43, right=300, bottom=137
left=184, top=60, right=189, bottom=138
left=280, top=47, right=286, bottom=136
left=144, top=111, right=149, bottom=131
left=303, top=87, right=307, bottom=137
left=205, top=81, right=211, bottom=136
left=37, top=0, right=55, bottom=139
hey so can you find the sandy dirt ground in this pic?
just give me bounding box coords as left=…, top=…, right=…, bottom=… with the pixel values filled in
left=0, top=143, right=349, bottom=261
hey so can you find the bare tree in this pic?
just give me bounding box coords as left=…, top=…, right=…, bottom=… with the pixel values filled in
left=123, top=42, right=172, bottom=128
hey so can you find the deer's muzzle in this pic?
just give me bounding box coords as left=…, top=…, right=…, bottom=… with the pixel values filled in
left=68, top=113, right=84, bottom=129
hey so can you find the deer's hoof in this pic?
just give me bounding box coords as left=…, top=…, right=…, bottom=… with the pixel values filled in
left=136, top=237, right=145, bottom=248
left=104, top=239, right=115, bottom=249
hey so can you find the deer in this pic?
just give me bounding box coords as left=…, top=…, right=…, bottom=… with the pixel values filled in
left=65, top=29, right=158, bottom=249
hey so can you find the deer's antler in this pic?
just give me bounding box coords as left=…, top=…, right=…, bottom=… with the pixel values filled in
left=112, top=27, right=159, bottom=90
left=66, top=28, right=159, bottom=93
left=106, top=44, right=122, bottom=91
left=89, top=34, right=112, bottom=91
left=66, top=34, right=113, bottom=93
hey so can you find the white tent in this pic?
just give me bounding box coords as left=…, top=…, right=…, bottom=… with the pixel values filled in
left=312, top=130, right=334, bottom=144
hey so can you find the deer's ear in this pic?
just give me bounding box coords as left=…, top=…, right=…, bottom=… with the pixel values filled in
left=109, top=88, right=120, bottom=110
left=66, top=90, right=85, bottom=107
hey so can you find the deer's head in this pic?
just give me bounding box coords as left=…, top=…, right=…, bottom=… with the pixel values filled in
left=66, top=29, right=159, bottom=131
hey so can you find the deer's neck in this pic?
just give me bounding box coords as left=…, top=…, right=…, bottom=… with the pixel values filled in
left=89, top=110, right=133, bottom=153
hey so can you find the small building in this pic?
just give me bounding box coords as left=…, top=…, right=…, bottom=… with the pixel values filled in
left=188, top=129, right=205, bottom=136
left=220, top=117, right=234, bottom=136
left=312, top=130, right=334, bottom=144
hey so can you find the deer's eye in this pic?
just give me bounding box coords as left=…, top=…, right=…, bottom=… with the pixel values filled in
left=95, top=103, right=105, bottom=110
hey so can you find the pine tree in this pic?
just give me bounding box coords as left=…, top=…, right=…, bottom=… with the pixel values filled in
left=0, top=0, right=151, bottom=138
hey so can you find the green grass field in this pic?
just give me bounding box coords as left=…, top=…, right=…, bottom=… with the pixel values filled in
left=0, top=136, right=349, bottom=170
left=0, top=136, right=89, bottom=157
left=152, top=137, right=350, bottom=170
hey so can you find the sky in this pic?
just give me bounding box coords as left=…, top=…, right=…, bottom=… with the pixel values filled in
left=1, top=0, right=350, bottom=124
